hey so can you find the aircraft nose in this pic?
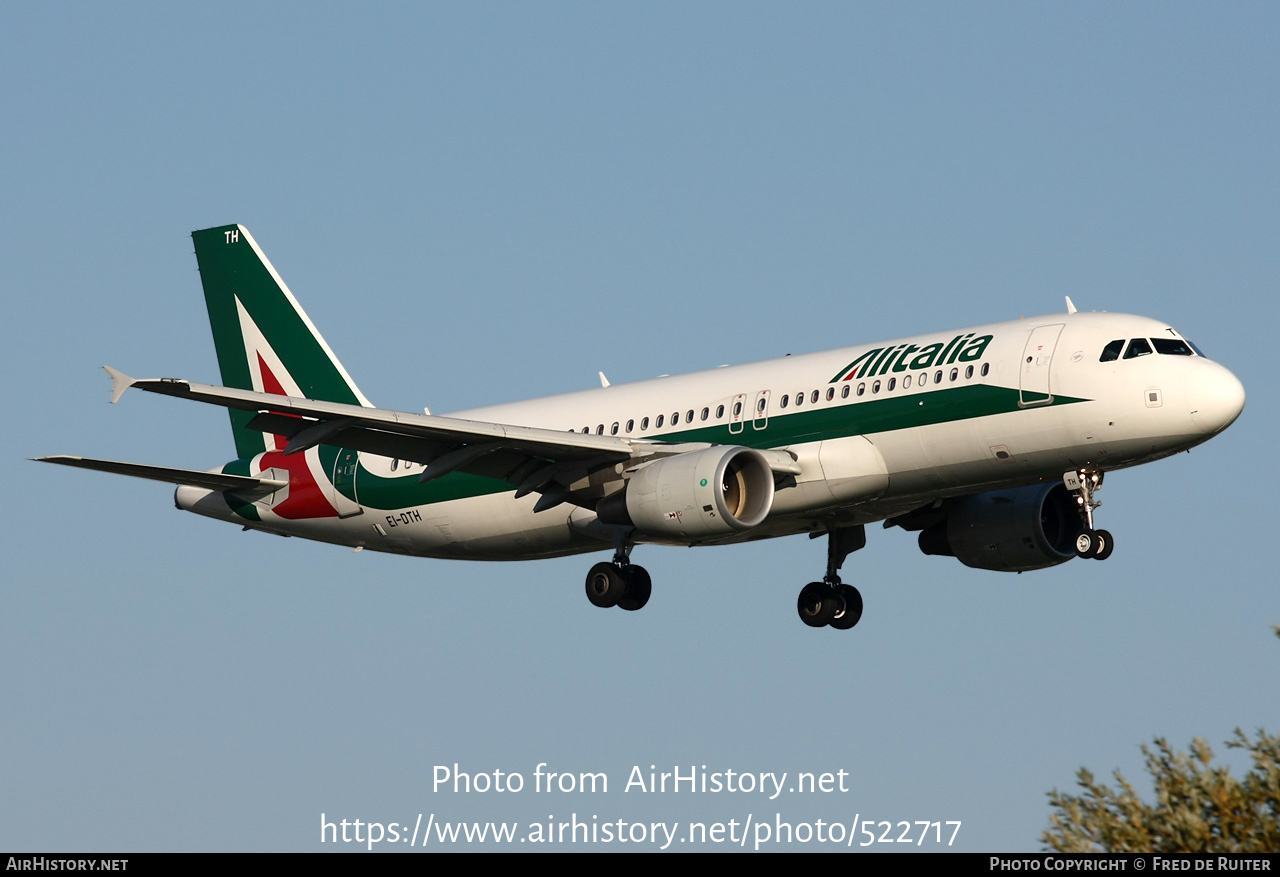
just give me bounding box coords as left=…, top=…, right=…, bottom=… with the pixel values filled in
left=1188, top=362, right=1245, bottom=435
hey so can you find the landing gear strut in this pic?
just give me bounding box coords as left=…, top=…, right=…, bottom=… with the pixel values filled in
left=585, top=541, right=652, bottom=611
left=1064, top=468, right=1114, bottom=561
left=797, top=525, right=865, bottom=630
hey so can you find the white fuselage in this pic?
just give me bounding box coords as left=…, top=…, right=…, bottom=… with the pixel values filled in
left=177, top=310, right=1244, bottom=560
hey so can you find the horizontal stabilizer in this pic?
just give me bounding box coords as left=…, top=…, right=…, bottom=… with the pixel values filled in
left=34, top=456, right=287, bottom=496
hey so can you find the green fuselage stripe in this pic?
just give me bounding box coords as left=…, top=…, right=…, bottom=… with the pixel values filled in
left=276, top=383, right=1087, bottom=512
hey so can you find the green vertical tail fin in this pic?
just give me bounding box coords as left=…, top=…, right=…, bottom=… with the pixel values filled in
left=191, top=224, right=372, bottom=459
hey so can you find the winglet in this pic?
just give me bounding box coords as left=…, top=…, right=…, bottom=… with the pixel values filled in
left=1065, top=296, right=1077, bottom=315
left=103, top=366, right=135, bottom=404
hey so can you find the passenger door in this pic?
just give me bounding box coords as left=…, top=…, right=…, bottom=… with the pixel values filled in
left=1019, top=324, right=1064, bottom=407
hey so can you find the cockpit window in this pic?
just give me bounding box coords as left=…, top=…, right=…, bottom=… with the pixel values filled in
left=1099, top=339, right=1124, bottom=362
left=1123, top=338, right=1153, bottom=359
left=1187, top=339, right=1206, bottom=357
left=1152, top=338, right=1193, bottom=356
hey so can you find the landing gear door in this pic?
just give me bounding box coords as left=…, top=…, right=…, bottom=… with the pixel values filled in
left=329, top=450, right=364, bottom=518
left=1019, top=323, right=1064, bottom=407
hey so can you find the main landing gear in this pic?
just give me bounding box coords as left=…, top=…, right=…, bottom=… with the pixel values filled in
left=797, top=525, right=866, bottom=631
left=585, top=543, right=652, bottom=612
left=1065, top=468, right=1114, bottom=561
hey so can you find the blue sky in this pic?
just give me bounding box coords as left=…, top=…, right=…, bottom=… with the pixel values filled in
left=3, top=3, right=1277, bottom=852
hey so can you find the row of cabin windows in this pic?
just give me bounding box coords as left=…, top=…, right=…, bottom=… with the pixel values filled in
left=575, top=361, right=991, bottom=436
left=581, top=404, right=725, bottom=435
left=1099, top=337, right=1200, bottom=362
left=778, top=362, right=991, bottom=409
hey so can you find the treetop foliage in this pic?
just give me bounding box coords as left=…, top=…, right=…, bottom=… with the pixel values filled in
left=1042, top=627, right=1280, bottom=853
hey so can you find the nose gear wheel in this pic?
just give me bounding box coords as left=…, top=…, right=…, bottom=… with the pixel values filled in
left=1064, top=469, right=1115, bottom=561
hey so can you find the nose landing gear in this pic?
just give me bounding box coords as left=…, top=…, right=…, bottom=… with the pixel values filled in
left=1065, top=468, right=1114, bottom=560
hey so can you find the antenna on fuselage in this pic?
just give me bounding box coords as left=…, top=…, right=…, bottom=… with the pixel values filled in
left=1065, top=296, right=1078, bottom=314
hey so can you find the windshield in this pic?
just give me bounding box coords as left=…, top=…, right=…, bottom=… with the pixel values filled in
left=1152, top=338, right=1194, bottom=356
left=1123, top=338, right=1153, bottom=359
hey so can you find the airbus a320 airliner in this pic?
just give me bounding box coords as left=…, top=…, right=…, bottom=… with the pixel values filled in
left=39, top=225, right=1245, bottom=630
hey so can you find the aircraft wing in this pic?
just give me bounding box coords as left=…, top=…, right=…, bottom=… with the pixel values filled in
left=34, top=455, right=288, bottom=497
left=104, top=368, right=800, bottom=510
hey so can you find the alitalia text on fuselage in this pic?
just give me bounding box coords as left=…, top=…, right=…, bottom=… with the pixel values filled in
left=830, top=333, right=993, bottom=383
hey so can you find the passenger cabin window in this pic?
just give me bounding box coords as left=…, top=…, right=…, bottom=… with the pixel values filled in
left=795, top=393, right=804, bottom=407
left=810, top=390, right=819, bottom=404
left=981, top=363, right=990, bottom=377
left=1123, top=338, right=1153, bottom=359
left=626, top=419, right=634, bottom=432
left=641, top=417, right=649, bottom=430
left=1099, top=339, right=1124, bottom=362
left=701, top=407, right=709, bottom=421
left=826, top=387, right=835, bottom=401
left=887, top=377, right=896, bottom=391
left=611, top=422, right=619, bottom=435
left=841, top=385, right=850, bottom=399
left=1152, top=338, right=1194, bottom=356
left=716, top=405, right=725, bottom=418
left=656, top=414, right=665, bottom=428
left=903, top=374, right=912, bottom=388
left=779, top=396, right=788, bottom=409
left=671, top=412, right=680, bottom=425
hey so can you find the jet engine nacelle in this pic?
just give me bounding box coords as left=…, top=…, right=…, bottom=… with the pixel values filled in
left=597, top=446, right=775, bottom=540
left=918, top=483, right=1082, bottom=572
